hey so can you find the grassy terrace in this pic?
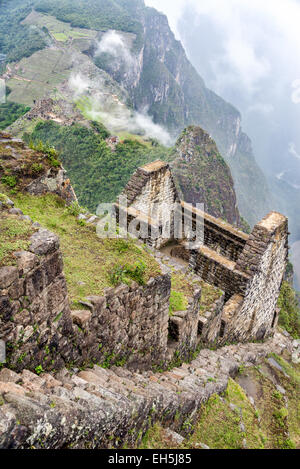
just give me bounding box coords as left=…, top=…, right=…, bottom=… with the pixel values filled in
left=169, top=271, right=223, bottom=316
left=23, top=11, right=98, bottom=43
left=0, top=189, right=161, bottom=307
left=0, top=206, right=35, bottom=267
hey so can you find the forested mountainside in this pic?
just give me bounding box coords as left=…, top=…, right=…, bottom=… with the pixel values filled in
left=171, top=126, right=248, bottom=230
left=23, top=120, right=246, bottom=229
left=0, top=0, right=271, bottom=226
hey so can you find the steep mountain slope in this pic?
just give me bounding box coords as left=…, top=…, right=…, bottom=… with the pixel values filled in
left=0, top=0, right=272, bottom=227
left=171, top=126, right=244, bottom=229
left=85, top=1, right=272, bottom=226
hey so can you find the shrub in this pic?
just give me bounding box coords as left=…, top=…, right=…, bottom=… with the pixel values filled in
left=1, top=175, right=17, bottom=188
left=277, top=281, right=300, bottom=338
left=108, top=260, right=146, bottom=287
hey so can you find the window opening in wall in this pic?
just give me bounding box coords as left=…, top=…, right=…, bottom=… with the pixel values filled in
left=220, top=320, right=226, bottom=338
left=271, top=311, right=277, bottom=328
left=198, top=320, right=204, bottom=337
left=168, top=319, right=179, bottom=342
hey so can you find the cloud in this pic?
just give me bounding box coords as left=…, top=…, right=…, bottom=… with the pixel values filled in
left=95, top=30, right=134, bottom=67
left=289, top=142, right=300, bottom=160
left=147, top=0, right=300, bottom=102
left=67, top=72, right=172, bottom=146
left=144, top=0, right=187, bottom=39
left=291, top=79, right=300, bottom=104
left=68, top=73, right=90, bottom=97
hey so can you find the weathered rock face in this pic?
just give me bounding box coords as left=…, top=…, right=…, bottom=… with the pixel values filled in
left=0, top=132, right=77, bottom=205
left=171, top=126, right=243, bottom=228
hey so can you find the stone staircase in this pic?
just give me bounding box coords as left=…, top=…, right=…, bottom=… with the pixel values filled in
left=0, top=331, right=294, bottom=449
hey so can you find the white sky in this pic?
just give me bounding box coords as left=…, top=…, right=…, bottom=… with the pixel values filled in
left=145, top=0, right=300, bottom=91
left=145, top=0, right=300, bottom=180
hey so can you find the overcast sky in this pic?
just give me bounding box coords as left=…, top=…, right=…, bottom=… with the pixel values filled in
left=145, top=0, right=300, bottom=185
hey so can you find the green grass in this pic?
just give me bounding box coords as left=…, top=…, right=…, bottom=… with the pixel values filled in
left=0, top=213, right=35, bottom=266
left=52, top=32, right=69, bottom=42
left=186, top=379, right=264, bottom=449
left=0, top=101, right=30, bottom=131
left=5, top=192, right=161, bottom=305
left=169, top=291, right=188, bottom=315
left=139, top=423, right=181, bottom=449
left=23, top=10, right=98, bottom=42
left=277, top=281, right=300, bottom=339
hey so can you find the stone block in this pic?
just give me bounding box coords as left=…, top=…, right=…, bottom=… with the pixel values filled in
left=71, top=310, right=92, bottom=328
left=29, top=229, right=59, bottom=255
left=0, top=266, right=18, bottom=289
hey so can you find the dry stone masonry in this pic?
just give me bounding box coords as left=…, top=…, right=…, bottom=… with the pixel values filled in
left=0, top=150, right=291, bottom=449
left=116, top=160, right=289, bottom=346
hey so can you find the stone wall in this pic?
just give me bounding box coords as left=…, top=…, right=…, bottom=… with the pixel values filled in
left=180, top=202, right=248, bottom=262
left=118, top=161, right=180, bottom=248
left=168, top=288, right=201, bottom=360
left=80, top=275, right=171, bottom=371
left=190, top=245, right=250, bottom=300
left=198, top=292, right=225, bottom=344
left=116, top=161, right=289, bottom=347
left=0, top=132, right=77, bottom=206
left=0, top=227, right=78, bottom=373
left=222, top=212, right=288, bottom=343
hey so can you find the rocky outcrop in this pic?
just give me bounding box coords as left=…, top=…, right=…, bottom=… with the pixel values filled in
left=0, top=132, right=77, bottom=204
left=171, top=126, right=242, bottom=227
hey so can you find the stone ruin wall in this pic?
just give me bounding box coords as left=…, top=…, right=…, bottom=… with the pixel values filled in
left=222, top=213, right=288, bottom=343
left=0, top=155, right=293, bottom=449
left=117, top=161, right=289, bottom=347
left=1, top=203, right=204, bottom=373
left=0, top=158, right=289, bottom=374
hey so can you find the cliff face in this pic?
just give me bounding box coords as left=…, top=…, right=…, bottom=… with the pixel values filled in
left=171, top=126, right=242, bottom=228
left=97, top=3, right=272, bottom=226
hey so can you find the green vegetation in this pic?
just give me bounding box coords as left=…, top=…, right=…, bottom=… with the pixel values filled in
left=108, top=260, right=147, bottom=287
left=186, top=379, right=264, bottom=449
left=0, top=213, right=35, bottom=266
left=23, top=10, right=98, bottom=43
left=24, top=120, right=171, bottom=211
left=0, top=102, right=30, bottom=130
left=35, top=0, right=144, bottom=50
left=1, top=191, right=161, bottom=304
left=27, top=139, right=61, bottom=167
left=278, top=281, right=300, bottom=338
left=169, top=291, right=187, bottom=315
left=169, top=272, right=194, bottom=315
left=0, top=0, right=47, bottom=65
